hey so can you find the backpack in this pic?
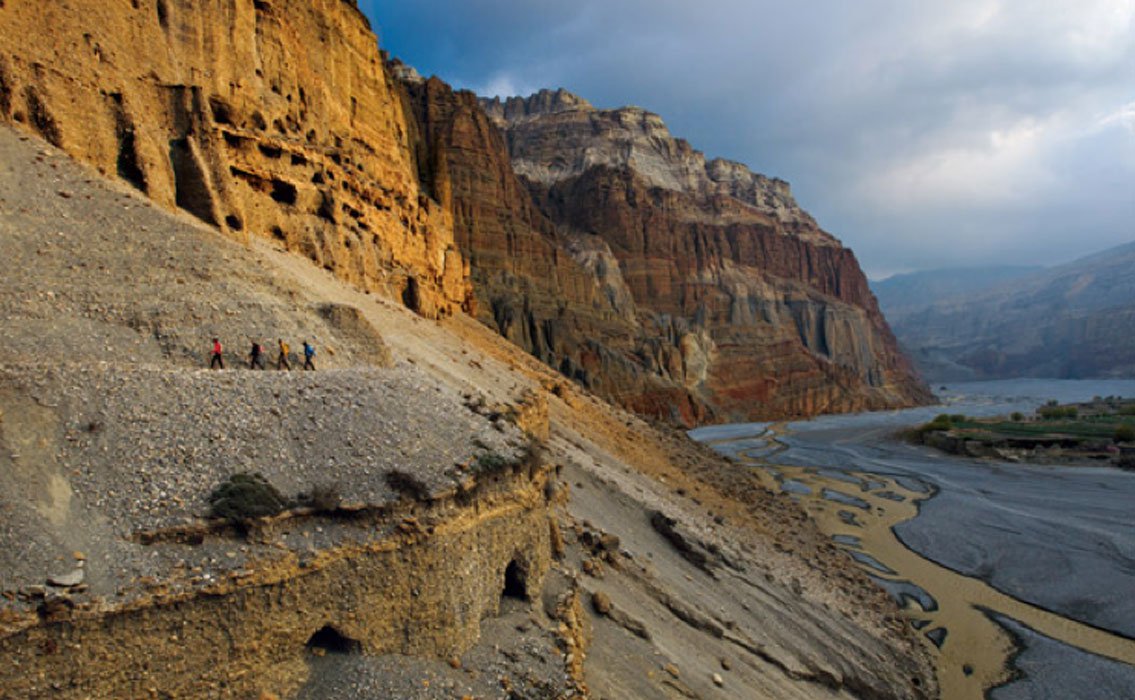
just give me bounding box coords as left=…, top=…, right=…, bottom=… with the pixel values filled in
left=305, top=343, right=316, bottom=357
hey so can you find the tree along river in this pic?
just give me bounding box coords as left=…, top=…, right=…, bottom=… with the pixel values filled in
left=691, top=379, right=1135, bottom=700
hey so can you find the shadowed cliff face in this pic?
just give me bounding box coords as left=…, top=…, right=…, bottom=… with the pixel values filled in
left=398, top=76, right=713, bottom=421
left=0, top=0, right=470, bottom=318
left=402, top=82, right=930, bottom=423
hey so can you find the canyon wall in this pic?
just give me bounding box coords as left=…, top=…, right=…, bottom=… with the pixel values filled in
left=0, top=0, right=928, bottom=423
left=402, top=83, right=930, bottom=422
left=0, top=0, right=469, bottom=317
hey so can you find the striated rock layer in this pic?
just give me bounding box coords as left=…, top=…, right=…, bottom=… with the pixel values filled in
left=0, top=0, right=927, bottom=422
left=0, top=0, right=469, bottom=317
left=404, top=83, right=930, bottom=423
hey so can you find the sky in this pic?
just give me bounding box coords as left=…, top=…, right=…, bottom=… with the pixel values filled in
left=362, top=1, right=1135, bottom=279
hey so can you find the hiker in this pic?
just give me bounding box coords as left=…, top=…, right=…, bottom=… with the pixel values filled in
left=249, top=341, right=266, bottom=370
left=276, top=338, right=291, bottom=370
left=302, top=340, right=316, bottom=371
left=210, top=337, right=225, bottom=369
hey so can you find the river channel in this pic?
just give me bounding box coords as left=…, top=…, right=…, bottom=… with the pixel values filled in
left=691, top=379, right=1135, bottom=699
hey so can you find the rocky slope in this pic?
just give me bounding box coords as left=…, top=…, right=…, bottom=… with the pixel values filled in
left=890, top=243, right=1135, bottom=381
left=0, top=0, right=929, bottom=424
left=467, top=88, right=930, bottom=421
left=0, top=127, right=560, bottom=699
left=0, top=124, right=937, bottom=699
left=0, top=0, right=469, bottom=317
left=0, top=0, right=942, bottom=690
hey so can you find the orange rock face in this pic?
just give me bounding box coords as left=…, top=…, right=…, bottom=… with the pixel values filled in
left=0, top=0, right=469, bottom=317
left=0, top=0, right=927, bottom=423
left=410, top=86, right=931, bottom=423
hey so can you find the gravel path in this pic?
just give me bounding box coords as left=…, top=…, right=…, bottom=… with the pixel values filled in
left=0, top=126, right=523, bottom=605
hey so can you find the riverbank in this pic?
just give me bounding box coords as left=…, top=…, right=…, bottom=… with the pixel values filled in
left=694, top=379, right=1135, bottom=699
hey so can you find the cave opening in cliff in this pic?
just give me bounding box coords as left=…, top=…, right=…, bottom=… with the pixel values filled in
left=502, top=559, right=529, bottom=601
left=169, top=138, right=217, bottom=226
left=402, top=276, right=421, bottom=314
left=306, top=625, right=361, bottom=655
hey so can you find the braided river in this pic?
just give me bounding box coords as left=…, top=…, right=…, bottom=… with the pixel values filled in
left=693, top=379, right=1135, bottom=699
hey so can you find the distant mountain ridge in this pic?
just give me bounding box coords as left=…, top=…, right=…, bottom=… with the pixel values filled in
left=888, top=242, right=1135, bottom=381
left=872, top=265, right=1044, bottom=324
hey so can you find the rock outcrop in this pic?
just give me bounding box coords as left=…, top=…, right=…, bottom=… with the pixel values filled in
left=403, top=84, right=930, bottom=422
left=0, top=0, right=469, bottom=317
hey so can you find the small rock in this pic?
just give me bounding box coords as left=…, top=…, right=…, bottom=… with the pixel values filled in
left=719, top=657, right=732, bottom=670
left=663, top=663, right=680, bottom=679
left=713, top=673, right=724, bottom=687
left=47, top=568, right=85, bottom=588
left=591, top=591, right=612, bottom=616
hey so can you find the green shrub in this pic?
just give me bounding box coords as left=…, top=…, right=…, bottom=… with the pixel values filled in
left=475, top=451, right=509, bottom=472
left=209, top=472, right=289, bottom=522
left=916, top=415, right=954, bottom=436
left=1115, top=424, right=1135, bottom=443
left=1010, top=412, right=1024, bottom=422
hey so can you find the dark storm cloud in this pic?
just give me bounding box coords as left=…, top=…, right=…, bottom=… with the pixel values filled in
left=364, top=0, right=1135, bottom=277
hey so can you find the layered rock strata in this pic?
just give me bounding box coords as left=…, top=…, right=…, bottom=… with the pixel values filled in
left=0, top=451, right=553, bottom=699
left=403, top=82, right=929, bottom=422
left=0, top=0, right=469, bottom=317
left=0, top=123, right=938, bottom=699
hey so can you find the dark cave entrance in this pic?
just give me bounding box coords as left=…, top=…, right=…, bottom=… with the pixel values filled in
left=502, top=559, right=529, bottom=601
left=306, top=625, right=362, bottom=654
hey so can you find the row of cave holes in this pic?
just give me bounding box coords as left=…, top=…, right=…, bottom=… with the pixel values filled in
left=304, top=559, right=529, bottom=656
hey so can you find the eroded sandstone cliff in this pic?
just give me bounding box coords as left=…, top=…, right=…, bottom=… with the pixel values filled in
left=0, top=0, right=469, bottom=317
left=0, top=0, right=927, bottom=422
left=400, top=82, right=929, bottom=422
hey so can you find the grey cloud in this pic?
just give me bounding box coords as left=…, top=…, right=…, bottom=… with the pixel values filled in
left=367, top=0, right=1135, bottom=277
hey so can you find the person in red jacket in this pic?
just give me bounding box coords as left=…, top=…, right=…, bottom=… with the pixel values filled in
left=210, top=338, right=224, bottom=369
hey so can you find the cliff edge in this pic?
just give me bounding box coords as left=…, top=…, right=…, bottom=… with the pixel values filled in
left=405, top=84, right=932, bottom=423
